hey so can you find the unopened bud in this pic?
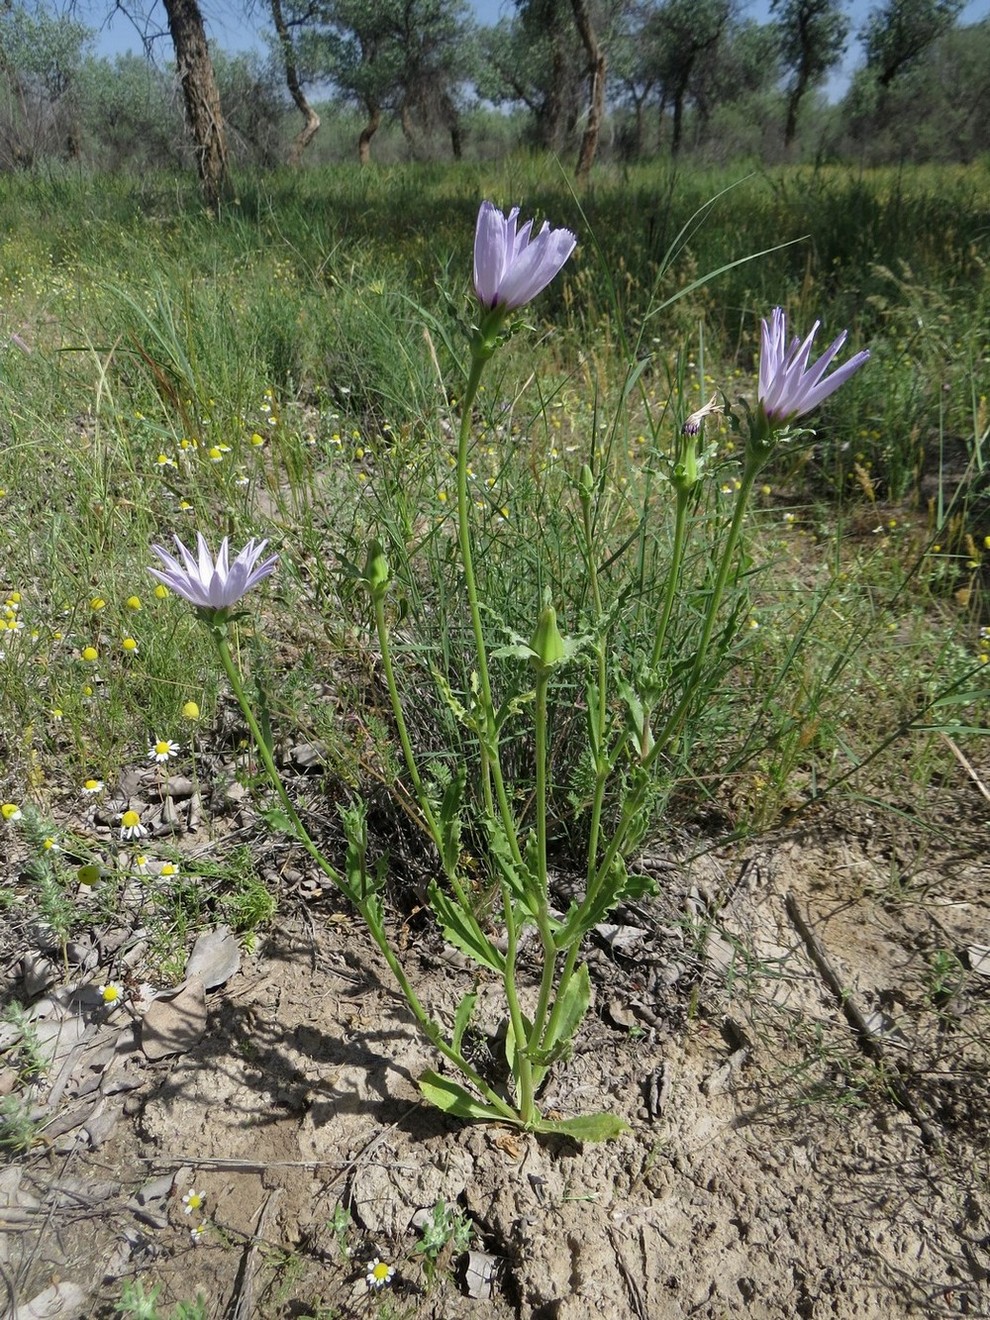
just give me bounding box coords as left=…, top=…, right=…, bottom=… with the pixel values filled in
left=530, top=605, right=566, bottom=670
left=364, top=540, right=390, bottom=597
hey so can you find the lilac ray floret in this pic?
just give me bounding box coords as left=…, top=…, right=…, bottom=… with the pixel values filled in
left=473, top=201, right=577, bottom=312
left=149, top=533, right=277, bottom=613
left=759, top=306, right=870, bottom=426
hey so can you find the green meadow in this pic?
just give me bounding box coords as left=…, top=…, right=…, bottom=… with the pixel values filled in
left=0, top=160, right=988, bottom=1316
left=1, top=161, right=985, bottom=823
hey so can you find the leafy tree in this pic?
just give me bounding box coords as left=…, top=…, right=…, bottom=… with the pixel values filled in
left=862, top=0, right=963, bottom=87
left=690, top=16, right=782, bottom=138
left=0, top=2, right=92, bottom=165
left=841, top=15, right=989, bottom=162
left=387, top=0, right=474, bottom=160
left=76, top=52, right=182, bottom=171
left=644, top=0, right=734, bottom=156
left=291, top=0, right=472, bottom=163
left=70, top=0, right=229, bottom=203
left=477, top=0, right=620, bottom=176
left=477, top=0, right=585, bottom=153
left=212, top=47, right=285, bottom=168
left=570, top=0, right=607, bottom=180
left=268, top=0, right=322, bottom=165
left=610, top=1, right=660, bottom=157
left=771, top=0, right=848, bottom=146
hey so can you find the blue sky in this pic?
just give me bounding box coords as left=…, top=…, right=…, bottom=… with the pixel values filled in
left=93, top=0, right=990, bottom=96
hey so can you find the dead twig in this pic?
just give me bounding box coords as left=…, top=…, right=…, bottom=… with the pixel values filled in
left=939, top=731, right=990, bottom=804
left=784, top=891, right=941, bottom=1150
left=231, top=1187, right=283, bottom=1320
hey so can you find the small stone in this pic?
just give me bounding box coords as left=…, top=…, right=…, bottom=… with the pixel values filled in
left=141, top=977, right=207, bottom=1060
left=162, top=776, right=194, bottom=800
left=606, top=999, right=638, bottom=1030
left=187, top=792, right=203, bottom=832
left=116, top=768, right=146, bottom=798
left=135, top=1174, right=174, bottom=1206
left=290, top=742, right=327, bottom=770
left=13, top=1282, right=88, bottom=1320
left=21, top=953, right=58, bottom=997
left=186, top=926, right=240, bottom=989
left=463, top=1250, right=499, bottom=1299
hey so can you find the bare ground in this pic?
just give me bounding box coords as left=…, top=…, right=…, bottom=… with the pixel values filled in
left=2, top=797, right=989, bottom=1320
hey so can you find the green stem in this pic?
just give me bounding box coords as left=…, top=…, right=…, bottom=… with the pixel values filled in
left=680, top=456, right=761, bottom=698
left=456, top=353, right=522, bottom=866
left=500, top=883, right=536, bottom=1125
left=649, top=484, right=691, bottom=671
left=540, top=938, right=582, bottom=1052
left=593, top=455, right=764, bottom=894
left=214, top=632, right=343, bottom=891
left=375, top=592, right=479, bottom=916
left=356, top=895, right=518, bottom=1121
left=214, top=629, right=516, bottom=1122
left=526, top=669, right=560, bottom=1055
left=580, top=482, right=611, bottom=889
left=373, top=592, right=440, bottom=845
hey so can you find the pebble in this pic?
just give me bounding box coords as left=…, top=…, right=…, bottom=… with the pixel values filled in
left=162, top=776, right=195, bottom=800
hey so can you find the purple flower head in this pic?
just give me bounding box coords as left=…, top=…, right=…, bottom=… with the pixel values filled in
left=149, top=533, right=277, bottom=616
left=759, top=307, right=870, bottom=428
left=473, top=202, right=576, bottom=313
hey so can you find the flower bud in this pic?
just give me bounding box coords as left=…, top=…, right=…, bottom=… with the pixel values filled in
left=529, top=605, right=566, bottom=671
left=364, top=540, right=390, bottom=597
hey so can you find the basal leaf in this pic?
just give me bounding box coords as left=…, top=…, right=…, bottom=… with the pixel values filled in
left=418, top=1071, right=514, bottom=1123
left=544, top=964, right=591, bottom=1056
left=452, top=990, right=477, bottom=1055
left=534, top=1111, right=629, bottom=1141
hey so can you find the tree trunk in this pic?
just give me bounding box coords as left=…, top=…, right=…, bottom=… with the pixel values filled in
left=539, top=33, right=567, bottom=149
left=670, top=70, right=692, bottom=157
left=671, top=92, right=684, bottom=156
left=439, top=90, right=463, bottom=160
left=161, top=0, right=228, bottom=210
left=358, top=100, right=381, bottom=164
left=400, top=99, right=417, bottom=155
left=269, top=0, right=320, bottom=166
left=784, top=67, right=809, bottom=147
left=570, top=0, right=606, bottom=182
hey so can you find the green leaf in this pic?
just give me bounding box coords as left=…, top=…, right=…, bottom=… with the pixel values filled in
left=261, top=808, right=299, bottom=838
left=430, top=667, right=473, bottom=730
left=485, top=820, right=531, bottom=907
left=617, top=676, right=653, bottom=756
left=452, top=990, right=477, bottom=1055
left=504, top=1010, right=533, bottom=1075
left=418, top=1071, right=514, bottom=1123
left=490, top=640, right=538, bottom=662
left=534, top=1111, right=630, bottom=1141
left=439, top=769, right=466, bottom=875
left=428, top=881, right=504, bottom=974
left=929, top=689, right=989, bottom=707
left=553, top=858, right=657, bottom=950
left=544, top=964, right=591, bottom=1058
left=493, top=687, right=535, bottom=732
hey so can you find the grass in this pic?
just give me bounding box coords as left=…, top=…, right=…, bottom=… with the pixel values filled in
left=0, top=158, right=986, bottom=1055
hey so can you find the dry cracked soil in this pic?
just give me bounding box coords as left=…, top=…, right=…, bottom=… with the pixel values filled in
left=2, top=797, right=989, bottom=1320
